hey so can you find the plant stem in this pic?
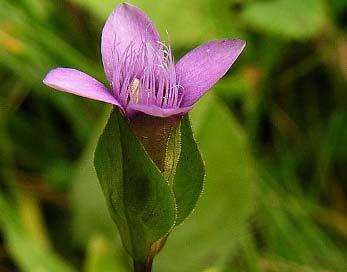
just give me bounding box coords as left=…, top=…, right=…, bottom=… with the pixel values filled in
left=133, top=236, right=167, bottom=271
left=133, top=258, right=153, bottom=272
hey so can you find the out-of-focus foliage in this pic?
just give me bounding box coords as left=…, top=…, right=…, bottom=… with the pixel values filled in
left=0, top=0, right=346, bottom=272
left=0, top=191, right=77, bottom=272
left=242, top=0, right=328, bottom=40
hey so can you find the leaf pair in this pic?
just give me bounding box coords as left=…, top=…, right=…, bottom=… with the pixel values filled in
left=94, top=110, right=204, bottom=262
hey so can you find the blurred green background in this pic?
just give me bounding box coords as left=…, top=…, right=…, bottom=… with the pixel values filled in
left=1, top=0, right=347, bottom=271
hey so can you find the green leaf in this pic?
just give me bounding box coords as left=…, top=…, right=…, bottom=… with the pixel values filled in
left=94, top=109, right=176, bottom=261
left=242, top=0, right=327, bottom=40
left=173, top=116, right=204, bottom=225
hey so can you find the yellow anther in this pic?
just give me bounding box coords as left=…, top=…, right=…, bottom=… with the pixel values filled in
left=130, top=78, right=140, bottom=104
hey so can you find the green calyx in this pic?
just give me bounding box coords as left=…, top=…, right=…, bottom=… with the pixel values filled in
left=94, top=109, right=204, bottom=264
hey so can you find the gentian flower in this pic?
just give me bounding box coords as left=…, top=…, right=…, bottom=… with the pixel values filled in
left=43, top=3, right=245, bottom=118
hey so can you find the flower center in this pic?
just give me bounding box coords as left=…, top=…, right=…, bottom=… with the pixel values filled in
left=110, top=40, right=184, bottom=110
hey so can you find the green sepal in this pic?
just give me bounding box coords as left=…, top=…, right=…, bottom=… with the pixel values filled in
left=166, top=115, right=205, bottom=226
left=94, top=109, right=176, bottom=261
left=163, top=122, right=181, bottom=185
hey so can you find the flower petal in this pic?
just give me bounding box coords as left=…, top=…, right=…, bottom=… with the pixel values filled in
left=176, top=39, right=246, bottom=107
left=101, top=3, right=161, bottom=84
left=127, top=104, right=192, bottom=118
left=43, top=68, right=120, bottom=106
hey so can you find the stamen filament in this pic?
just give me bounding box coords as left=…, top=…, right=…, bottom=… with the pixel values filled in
left=111, top=37, right=184, bottom=111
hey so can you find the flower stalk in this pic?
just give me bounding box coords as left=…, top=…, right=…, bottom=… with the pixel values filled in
left=133, top=260, right=153, bottom=272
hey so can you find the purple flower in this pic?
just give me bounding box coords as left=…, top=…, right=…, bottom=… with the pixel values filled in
left=43, top=3, right=245, bottom=118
